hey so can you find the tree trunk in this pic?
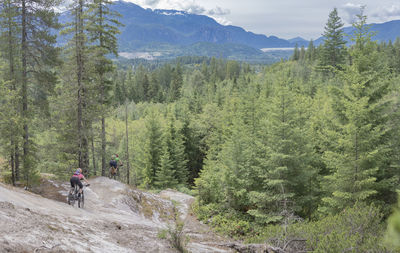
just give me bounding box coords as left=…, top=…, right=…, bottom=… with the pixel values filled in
left=10, top=144, right=15, bottom=186
left=7, top=0, right=17, bottom=185
left=125, top=100, right=131, bottom=185
left=91, top=133, right=96, bottom=176
left=76, top=2, right=83, bottom=168
left=76, top=0, right=89, bottom=170
left=101, top=116, right=106, bottom=176
left=15, top=144, right=19, bottom=181
left=99, top=0, right=107, bottom=177
left=21, top=0, right=29, bottom=186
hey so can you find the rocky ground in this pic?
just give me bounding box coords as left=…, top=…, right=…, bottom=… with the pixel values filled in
left=0, top=177, right=236, bottom=253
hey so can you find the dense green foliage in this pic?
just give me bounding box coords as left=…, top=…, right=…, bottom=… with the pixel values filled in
left=1, top=4, right=400, bottom=251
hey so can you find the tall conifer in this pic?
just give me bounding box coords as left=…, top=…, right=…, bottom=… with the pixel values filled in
left=320, top=8, right=347, bottom=70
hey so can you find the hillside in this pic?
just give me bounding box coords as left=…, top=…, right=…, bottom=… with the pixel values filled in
left=57, top=1, right=400, bottom=62
left=58, top=0, right=297, bottom=62
left=0, top=177, right=235, bottom=252
left=111, top=0, right=294, bottom=50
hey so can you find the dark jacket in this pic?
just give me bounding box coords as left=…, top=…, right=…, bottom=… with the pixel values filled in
left=109, top=160, right=117, bottom=168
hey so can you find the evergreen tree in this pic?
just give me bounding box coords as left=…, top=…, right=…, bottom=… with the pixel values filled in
left=0, top=0, right=21, bottom=183
left=142, top=111, right=163, bottom=188
left=65, top=0, right=91, bottom=170
left=166, top=115, right=188, bottom=185
left=292, top=43, right=300, bottom=61
left=0, top=61, right=20, bottom=185
left=181, top=115, right=204, bottom=184
left=148, top=71, right=161, bottom=102
left=320, top=10, right=392, bottom=214
left=226, top=60, right=240, bottom=80
left=305, top=39, right=316, bottom=62
left=248, top=82, right=308, bottom=224
left=155, top=145, right=178, bottom=189
left=86, top=0, right=121, bottom=176
left=319, top=8, right=347, bottom=70
left=0, top=0, right=60, bottom=186
left=221, top=115, right=262, bottom=212
left=167, top=63, right=183, bottom=102
left=299, top=45, right=306, bottom=62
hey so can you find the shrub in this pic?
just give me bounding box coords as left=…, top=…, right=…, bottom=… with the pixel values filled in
left=253, top=202, right=390, bottom=252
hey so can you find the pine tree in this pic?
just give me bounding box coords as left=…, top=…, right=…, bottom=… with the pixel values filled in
left=320, top=10, right=392, bottom=214
left=181, top=115, right=204, bottom=185
left=319, top=8, right=347, bottom=70
left=142, top=111, right=163, bottom=188
left=305, top=40, right=316, bottom=62
left=167, top=63, right=183, bottom=102
left=247, top=79, right=313, bottom=224
left=299, top=46, right=306, bottom=62
left=0, top=0, right=21, bottom=184
left=61, top=0, right=101, bottom=171
left=221, top=116, right=261, bottom=212
left=132, top=65, right=148, bottom=102
left=0, top=0, right=60, bottom=186
left=292, top=44, right=300, bottom=61
left=164, top=114, right=188, bottom=185
left=148, top=72, right=161, bottom=102
left=155, top=145, right=178, bottom=189
left=86, top=0, right=121, bottom=176
left=71, top=0, right=90, bottom=170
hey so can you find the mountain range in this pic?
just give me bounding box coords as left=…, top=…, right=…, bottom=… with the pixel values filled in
left=60, top=0, right=400, bottom=62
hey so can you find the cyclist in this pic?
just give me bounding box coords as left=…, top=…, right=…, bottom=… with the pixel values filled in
left=70, top=168, right=89, bottom=196
left=109, top=155, right=118, bottom=179
left=115, top=154, right=123, bottom=173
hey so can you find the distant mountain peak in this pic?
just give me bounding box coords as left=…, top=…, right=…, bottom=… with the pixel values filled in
left=288, top=37, right=307, bottom=43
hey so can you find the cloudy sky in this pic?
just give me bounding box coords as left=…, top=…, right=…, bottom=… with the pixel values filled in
left=124, top=0, right=400, bottom=40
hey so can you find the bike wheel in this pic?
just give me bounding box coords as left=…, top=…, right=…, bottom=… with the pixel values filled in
left=78, top=193, right=84, bottom=208
left=68, top=194, right=75, bottom=206
left=68, top=188, right=75, bottom=206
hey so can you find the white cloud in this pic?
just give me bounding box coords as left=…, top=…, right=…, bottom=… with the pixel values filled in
left=212, top=16, right=232, bottom=26
left=340, top=3, right=400, bottom=24
left=207, top=6, right=230, bottom=16
left=340, top=3, right=363, bottom=24
left=370, top=4, right=400, bottom=21
left=125, top=0, right=231, bottom=23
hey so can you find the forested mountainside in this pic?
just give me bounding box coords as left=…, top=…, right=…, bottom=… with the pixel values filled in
left=1, top=1, right=400, bottom=252
left=58, top=1, right=400, bottom=62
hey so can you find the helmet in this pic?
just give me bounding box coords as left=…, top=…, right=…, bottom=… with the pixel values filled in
left=111, top=154, right=116, bottom=160
left=74, top=168, right=81, bottom=175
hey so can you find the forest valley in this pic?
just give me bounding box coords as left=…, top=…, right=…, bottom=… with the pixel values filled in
left=1, top=1, right=400, bottom=252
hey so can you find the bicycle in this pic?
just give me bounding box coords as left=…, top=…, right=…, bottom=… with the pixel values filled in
left=67, top=184, right=89, bottom=208
left=109, top=164, right=122, bottom=180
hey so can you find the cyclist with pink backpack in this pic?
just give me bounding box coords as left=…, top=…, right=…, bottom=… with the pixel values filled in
left=70, top=168, right=90, bottom=195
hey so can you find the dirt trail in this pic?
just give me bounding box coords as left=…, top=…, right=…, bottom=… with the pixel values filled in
left=159, top=190, right=234, bottom=253
left=0, top=177, right=235, bottom=253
